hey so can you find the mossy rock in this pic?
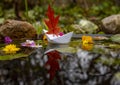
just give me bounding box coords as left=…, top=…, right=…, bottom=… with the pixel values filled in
left=69, top=19, right=98, bottom=34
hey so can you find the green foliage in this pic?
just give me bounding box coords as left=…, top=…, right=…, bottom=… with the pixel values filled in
left=0, top=7, right=3, bottom=17
left=33, top=5, right=46, bottom=20
left=89, top=1, right=120, bottom=18
left=25, top=0, right=29, bottom=18
left=33, top=22, right=42, bottom=35
left=4, top=9, right=16, bottom=19
left=0, top=0, right=120, bottom=33
left=0, top=18, right=4, bottom=24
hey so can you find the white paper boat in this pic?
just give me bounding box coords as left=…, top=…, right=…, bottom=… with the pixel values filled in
left=43, top=29, right=73, bottom=44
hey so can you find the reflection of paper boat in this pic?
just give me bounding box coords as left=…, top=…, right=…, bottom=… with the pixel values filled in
left=43, top=30, right=73, bottom=44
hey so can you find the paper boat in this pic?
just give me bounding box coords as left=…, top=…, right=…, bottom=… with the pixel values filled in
left=43, top=30, right=73, bottom=44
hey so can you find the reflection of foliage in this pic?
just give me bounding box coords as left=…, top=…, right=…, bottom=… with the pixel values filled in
left=69, top=40, right=81, bottom=48
left=95, top=57, right=120, bottom=66
left=45, top=50, right=61, bottom=80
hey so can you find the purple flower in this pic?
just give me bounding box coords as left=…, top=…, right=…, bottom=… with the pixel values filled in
left=4, top=36, right=12, bottom=44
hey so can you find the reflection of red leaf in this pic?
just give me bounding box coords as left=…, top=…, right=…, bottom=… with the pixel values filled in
left=45, top=50, right=61, bottom=80
left=44, top=5, right=60, bottom=36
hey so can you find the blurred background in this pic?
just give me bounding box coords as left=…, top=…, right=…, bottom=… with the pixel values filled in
left=0, top=0, right=119, bottom=21
left=0, top=0, right=120, bottom=33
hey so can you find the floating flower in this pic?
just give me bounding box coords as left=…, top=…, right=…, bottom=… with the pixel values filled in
left=4, top=36, right=12, bottom=44
left=82, top=43, right=93, bottom=50
left=21, top=40, right=36, bottom=47
left=82, top=35, right=93, bottom=45
left=43, top=35, right=48, bottom=45
left=2, top=44, right=20, bottom=54
left=59, top=32, right=64, bottom=36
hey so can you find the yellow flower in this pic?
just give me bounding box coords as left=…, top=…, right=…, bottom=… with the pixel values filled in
left=82, top=43, right=93, bottom=51
left=82, top=35, right=93, bottom=45
left=2, top=44, right=20, bottom=54
left=43, top=35, right=48, bottom=45
left=81, top=36, right=94, bottom=50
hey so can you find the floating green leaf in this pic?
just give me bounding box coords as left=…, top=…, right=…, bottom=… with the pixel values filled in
left=0, top=53, right=28, bottom=60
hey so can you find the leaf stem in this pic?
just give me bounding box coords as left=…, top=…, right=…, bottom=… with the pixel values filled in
left=25, top=0, right=29, bottom=18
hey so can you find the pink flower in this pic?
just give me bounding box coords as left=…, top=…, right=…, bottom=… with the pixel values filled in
left=21, top=40, right=36, bottom=47
left=59, top=32, right=64, bottom=36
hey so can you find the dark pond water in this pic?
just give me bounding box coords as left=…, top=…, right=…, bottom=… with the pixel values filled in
left=0, top=38, right=120, bottom=85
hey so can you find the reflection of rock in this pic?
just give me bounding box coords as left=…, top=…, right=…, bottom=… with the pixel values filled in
left=71, top=19, right=98, bottom=34
left=102, top=14, right=120, bottom=34
left=0, top=20, right=36, bottom=41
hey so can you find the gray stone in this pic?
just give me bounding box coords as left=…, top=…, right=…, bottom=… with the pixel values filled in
left=102, top=14, right=120, bottom=34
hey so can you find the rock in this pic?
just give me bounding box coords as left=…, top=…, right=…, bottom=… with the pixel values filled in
left=0, top=20, right=37, bottom=41
left=71, top=19, right=98, bottom=34
left=70, top=24, right=86, bottom=34
left=101, top=14, right=120, bottom=34
left=78, top=19, right=98, bottom=34
left=110, top=34, right=120, bottom=43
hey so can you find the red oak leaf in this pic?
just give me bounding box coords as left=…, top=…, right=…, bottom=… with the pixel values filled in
left=45, top=50, right=61, bottom=80
left=44, top=5, right=61, bottom=36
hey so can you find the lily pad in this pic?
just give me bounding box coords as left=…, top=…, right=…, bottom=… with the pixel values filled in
left=55, top=47, right=77, bottom=53
left=0, top=53, right=28, bottom=60
left=110, top=34, right=120, bottom=43
left=109, top=44, right=120, bottom=49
